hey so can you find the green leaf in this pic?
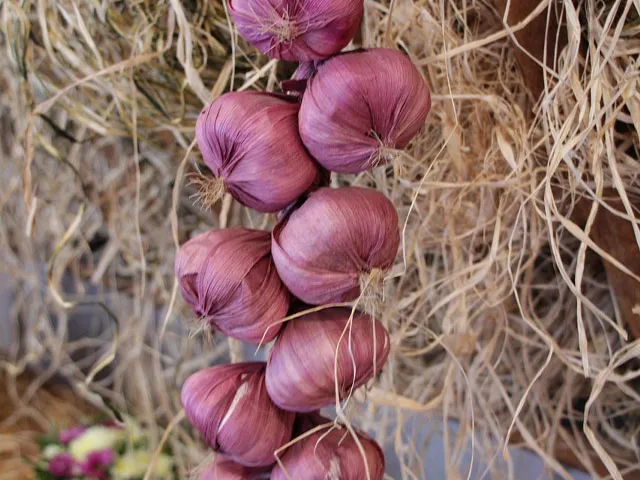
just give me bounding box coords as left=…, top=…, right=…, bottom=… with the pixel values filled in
left=32, top=465, right=58, bottom=480
left=115, top=439, right=127, bottom=456
left=36, top=432, right=60, bottom=451
left=132, top=437, right=148, bottom=450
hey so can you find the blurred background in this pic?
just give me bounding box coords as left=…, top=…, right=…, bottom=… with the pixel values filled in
left=1, top=0, right=639, bottom=478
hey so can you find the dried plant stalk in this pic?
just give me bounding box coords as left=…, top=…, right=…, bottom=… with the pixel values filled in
left=1, top=0, right=639, bottom=478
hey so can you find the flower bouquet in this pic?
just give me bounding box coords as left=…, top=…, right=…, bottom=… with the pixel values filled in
left=31, top=419, right=175, bottom=480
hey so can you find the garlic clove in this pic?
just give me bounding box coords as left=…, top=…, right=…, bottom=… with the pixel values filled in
left=265, top=307, right=390, bottom=412
left=228, top=0, right=363, bottom=62
left=271, top=424, right=385, bottom=480
left=299, top=48, right=431, bottom=173
left=271, top=187, right=399, bottom=305
left=175, top=228, right=289, bottom=344
left=181, top=362, right=295, bottom=467
left=195, top=91, right=318, bottom=213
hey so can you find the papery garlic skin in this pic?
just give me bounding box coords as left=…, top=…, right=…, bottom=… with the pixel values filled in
left=229, top=0, right=363, bottom=61
left=199, top=455, right=272, bottom=480
left=299, top=48, right=431, bottom=173
left=266, top=307, right=390, bottom=412
left=271, top=426, right=385, bottom=480
left=181, top=363, right=294, bottom=467
left=175, top=228, right=289, bottom=344
left=271, top=187, right=399, bottom=305
left=196, top=91, right=318, bottom=212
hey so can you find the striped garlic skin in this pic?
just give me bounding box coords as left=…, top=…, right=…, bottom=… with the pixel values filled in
left=266, top=307, right=390, bottom=412
left=196, top=91, right=318, bottom=213
left=299, top=48, right=431, bottom=174
left=228, top=0, right=362, bottom=62
left=181, top=362, right=294, bottom=467
left=175, top=228, right=289, bottom=344
left=272, top=186, right=399, bottom=305
left=271, top=425, right=385, bottom=480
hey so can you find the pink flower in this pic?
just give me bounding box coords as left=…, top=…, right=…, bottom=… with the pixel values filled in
left=48, top=453, right=73, bottom=477
left=58, top=425, right=87, bottom=444
left=78, top=448, right=113, bottom=479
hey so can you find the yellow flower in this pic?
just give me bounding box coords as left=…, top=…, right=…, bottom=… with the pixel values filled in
left=68, top=426, right=124, bottom=461
left=124, top=419, right=145, bottom=444
left=112, top=451, right=173, bottom=479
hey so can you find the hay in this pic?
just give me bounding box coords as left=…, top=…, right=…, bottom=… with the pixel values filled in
left=1, top=0, right=639, bottom=478
left=0, top=368, right=100, bottom=479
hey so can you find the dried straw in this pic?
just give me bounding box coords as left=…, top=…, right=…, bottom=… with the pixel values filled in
left=1, top=0, right=639, bottom=478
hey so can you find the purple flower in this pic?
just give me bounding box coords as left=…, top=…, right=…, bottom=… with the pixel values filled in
left=48, top=453, right=73, bottom=477
left=58, top=425, right=87, bottom=444
left=78, top=448, right=114, bottom=479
